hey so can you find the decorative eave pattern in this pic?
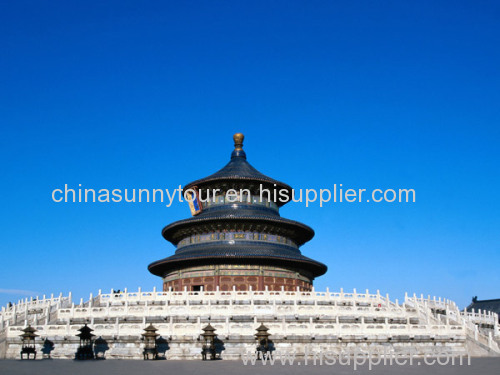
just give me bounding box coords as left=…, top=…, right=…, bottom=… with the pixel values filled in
left=162, top=214, right=315, bottom=246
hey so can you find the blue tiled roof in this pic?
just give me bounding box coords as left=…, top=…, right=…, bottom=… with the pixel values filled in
left=184, top=150, right=292, bottom=201
left=466, top=298, right=500, bottom=318
left=148, top=242, right=327, bottom=278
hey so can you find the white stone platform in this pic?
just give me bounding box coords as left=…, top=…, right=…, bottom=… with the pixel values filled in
left=1, top=288, right=498, bottom=359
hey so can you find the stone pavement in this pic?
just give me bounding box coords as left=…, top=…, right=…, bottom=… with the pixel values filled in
left=0, top=358, right=499, bottom=375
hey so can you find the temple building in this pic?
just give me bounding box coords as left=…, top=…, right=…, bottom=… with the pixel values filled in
left=468, top=297, right=500, bottom=323
left=1, top=133, right=499, bottom=360
left=148, top=133, right=327, bottom=292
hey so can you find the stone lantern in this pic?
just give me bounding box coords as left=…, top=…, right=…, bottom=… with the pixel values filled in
left=255, top=323, right=271, bottom=358
left=142, top=324, right=159, bottom=360
left=75, top=324, right=95, bottom=360
left=200, top=324, right=217, bottom=360
left=20, top=325, right=38, bottom=360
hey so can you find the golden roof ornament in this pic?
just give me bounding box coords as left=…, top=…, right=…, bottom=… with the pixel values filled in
left=233, top=133, right=244, bottom=151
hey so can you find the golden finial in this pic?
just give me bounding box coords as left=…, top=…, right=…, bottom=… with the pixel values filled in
left=233, top=133, right=244, bottom=151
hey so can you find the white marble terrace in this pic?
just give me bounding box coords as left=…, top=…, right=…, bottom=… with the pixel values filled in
left=1, top=287, right=498, bottom=359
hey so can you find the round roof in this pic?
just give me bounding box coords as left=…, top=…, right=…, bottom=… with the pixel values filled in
left=183, top=134, right=292, bottom=205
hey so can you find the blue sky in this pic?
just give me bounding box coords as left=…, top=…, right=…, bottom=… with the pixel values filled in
left=0, top=1, right=499, bottom=308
